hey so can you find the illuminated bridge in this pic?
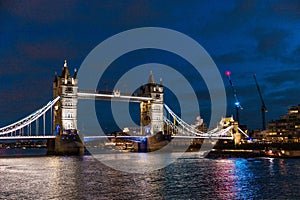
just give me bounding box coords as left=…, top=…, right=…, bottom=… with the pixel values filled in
left=0, top=60, right=249, bottom=154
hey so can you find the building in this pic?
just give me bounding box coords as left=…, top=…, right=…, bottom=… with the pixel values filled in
left=267, top=104, right=300, bottom=142
left=47, top=60, right=83, bottom=155
left=252, top=129, right=269, bottom=140
left=139, top=72, right=164, bottom=135
left=53, top=60, right=78, bottom=135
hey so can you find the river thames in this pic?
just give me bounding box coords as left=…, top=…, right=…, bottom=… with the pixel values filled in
left=0, top=152, right=300, bottom=199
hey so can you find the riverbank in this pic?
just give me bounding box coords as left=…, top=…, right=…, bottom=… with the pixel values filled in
left=2, top=140, right=300, bottom=158
left=188, top=140, right=300, bottom=158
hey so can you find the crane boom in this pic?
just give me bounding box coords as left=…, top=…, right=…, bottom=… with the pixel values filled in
left=225, top=71, right=243, bottom=122
left=253, top=74, right=268, bottom=130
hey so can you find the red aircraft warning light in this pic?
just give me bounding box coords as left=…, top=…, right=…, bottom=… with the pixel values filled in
left=225, top=70, right=231, bottom=77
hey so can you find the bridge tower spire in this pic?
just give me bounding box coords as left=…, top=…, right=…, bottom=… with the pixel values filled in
left=140, top=72, right=164, bottom=135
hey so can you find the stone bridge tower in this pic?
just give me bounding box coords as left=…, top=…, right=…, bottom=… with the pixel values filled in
left=140, top=72, right=164, bottom=135
left=53, top=60, right=78, bottom=135
left=48, top=60, right=83, bottom=155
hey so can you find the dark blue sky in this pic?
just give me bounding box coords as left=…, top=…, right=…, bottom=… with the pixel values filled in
left=1, top=0, right=300, bottom=130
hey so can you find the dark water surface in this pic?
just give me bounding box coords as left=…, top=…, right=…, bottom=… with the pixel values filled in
left=0, top=151, right=299, bottom=199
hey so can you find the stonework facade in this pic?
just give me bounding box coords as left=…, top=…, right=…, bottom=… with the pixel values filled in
left=140, top=72, right=164, bottom=135
left=53, top=60, right=78, bottom=135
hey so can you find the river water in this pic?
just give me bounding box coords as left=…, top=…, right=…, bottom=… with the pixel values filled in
left=0, top=151, right=299, bottom=199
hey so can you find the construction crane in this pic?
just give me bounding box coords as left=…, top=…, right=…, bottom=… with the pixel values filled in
left=225, top=70, right=243, bottom=122
left=253, top=74, right=268, bottom=130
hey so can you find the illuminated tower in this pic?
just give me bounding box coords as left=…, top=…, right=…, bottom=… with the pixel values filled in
left=140, top=72, right=164, bottom=135
left=53, top=60, right=78, bottom=135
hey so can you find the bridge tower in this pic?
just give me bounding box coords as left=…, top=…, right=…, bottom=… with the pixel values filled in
left=140, top=72, right=164, bottom=135
left=53, top=60, right=78, bottom=134
left=48, top=60, right=83, bottom=155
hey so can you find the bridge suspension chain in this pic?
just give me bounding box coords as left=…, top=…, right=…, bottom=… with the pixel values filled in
left=164, top=104, right=205, bottom=135
left=0, top=96, right=60, bottom=136
left=164, top=104, right=234, bottom=138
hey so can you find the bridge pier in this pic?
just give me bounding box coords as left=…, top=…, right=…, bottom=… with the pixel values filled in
left=132, top=132, right=171, bottom=152
left=46, top=135, right=84, bottom=155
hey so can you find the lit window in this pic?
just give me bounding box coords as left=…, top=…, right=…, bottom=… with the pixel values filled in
left=67, top=123, right=72, bottom=129
left=290, top=110, right=298, bottom=114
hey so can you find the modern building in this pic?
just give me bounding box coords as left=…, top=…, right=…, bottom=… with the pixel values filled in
left=267, top=104, right=300, bottom=142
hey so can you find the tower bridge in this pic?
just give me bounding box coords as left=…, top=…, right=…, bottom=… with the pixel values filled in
left=0, top=60, right=248, bottom=154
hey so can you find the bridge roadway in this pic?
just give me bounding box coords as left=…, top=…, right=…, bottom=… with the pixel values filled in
left=77, top=90, right=153, bottom=102
left=0, top=136, right=56, bottom=140
left=83, top=135, right=234, bottom=141
left=0, top=135, right=233, bottom=140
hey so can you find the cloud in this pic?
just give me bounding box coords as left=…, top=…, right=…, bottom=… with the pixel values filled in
left=253, top=27, right=289, bottom=57
left=270, top=45, right=300, bottom=66
left=215, top=50, right=248, bottom=64
left=201, top=0, right=258, bottom=37
left=17, top=39, right=82, bottom=61
left=1, top=0, right=78, bottom=24
left=120, top=1, right=159, bottom=25
left=0, top=57, right=34, bottom=75
left=258, top=68, right=300, bottom=120
left=270, top=0, right=300, bottom=21
left=291, top=45, right=300, bottom=61
left=264, top=68, right=300, bottom=88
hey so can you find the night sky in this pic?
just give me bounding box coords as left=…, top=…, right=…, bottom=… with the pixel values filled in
left=1, top=1, right=300, bottom=131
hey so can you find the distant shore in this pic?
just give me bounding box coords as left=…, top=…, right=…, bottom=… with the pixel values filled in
left=2, top=141, right=300, bottom=158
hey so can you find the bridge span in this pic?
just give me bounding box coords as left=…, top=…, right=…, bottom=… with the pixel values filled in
left=78, top=90, right=152, bottom=102
left=0, top=60, right=248, bottom=154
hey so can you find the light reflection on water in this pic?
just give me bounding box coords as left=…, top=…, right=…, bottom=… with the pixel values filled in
left=0, top=152, right=299, bottom=199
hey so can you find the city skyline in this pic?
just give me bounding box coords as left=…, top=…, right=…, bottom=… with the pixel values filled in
left=1, top=1, right=300, bottom=130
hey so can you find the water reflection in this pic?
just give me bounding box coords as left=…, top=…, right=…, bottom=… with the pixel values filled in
left=232, top=159, right=257, bottom=199
left=93, top=152, right=180, bottom=173
left=0, top=154, right=300, bottom=199
left=268, top=157, right=275, bottom=176
left=211, top=159, right=236, bottom=199
left=211, top=158, right=264, bottom=199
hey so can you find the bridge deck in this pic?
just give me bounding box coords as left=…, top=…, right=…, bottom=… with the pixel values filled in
left=84, top=135, right=233, bottom=140
left=0, top=135, right=233, bottom=143
left=78, top=91, right=152, bottom=102
left=0, top=136, right=56, bottom=140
